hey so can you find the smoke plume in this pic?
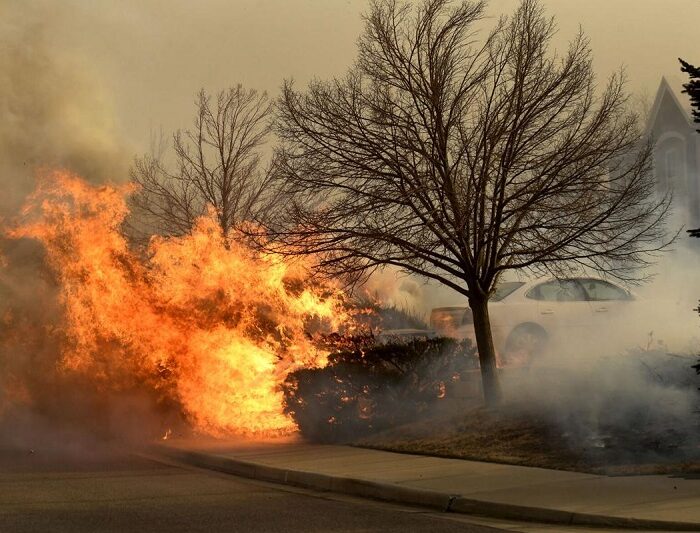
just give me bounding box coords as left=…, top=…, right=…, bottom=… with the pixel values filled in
left=0, top=3, right=128, bottom=212
left=0, top=4, right=135, bottom=449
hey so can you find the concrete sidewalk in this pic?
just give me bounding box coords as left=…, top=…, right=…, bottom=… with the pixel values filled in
left=152, top=438, right=700, bottom=531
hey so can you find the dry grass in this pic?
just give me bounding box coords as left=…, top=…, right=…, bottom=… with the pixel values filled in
left=355, top=405, right=700, bottom=476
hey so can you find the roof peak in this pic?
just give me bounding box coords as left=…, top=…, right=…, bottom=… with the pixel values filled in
left=646, top=76, right=692, bottom=131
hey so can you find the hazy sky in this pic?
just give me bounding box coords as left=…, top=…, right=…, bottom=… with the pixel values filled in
left=4, top=0, right=700, bottom=174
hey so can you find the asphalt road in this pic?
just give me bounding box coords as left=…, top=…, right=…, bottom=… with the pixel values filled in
left=0, top=448, right=510, bottom=533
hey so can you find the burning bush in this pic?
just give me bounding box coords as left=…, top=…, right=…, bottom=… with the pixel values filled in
left=1, top=170, right=354, bottom=438
left=282, top=337, right=477, bottom=442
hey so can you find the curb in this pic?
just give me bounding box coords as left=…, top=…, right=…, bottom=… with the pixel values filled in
left=150, top=445, right=700, bottom=531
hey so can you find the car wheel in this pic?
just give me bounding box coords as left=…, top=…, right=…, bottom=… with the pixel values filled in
left=503, top=324, right=547, bottom=367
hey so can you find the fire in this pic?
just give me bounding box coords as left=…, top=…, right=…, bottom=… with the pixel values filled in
left=5, top=170, right=349, bottom=437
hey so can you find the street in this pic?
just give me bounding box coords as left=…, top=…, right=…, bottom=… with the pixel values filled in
left=0, top=448, right=507, bottom=533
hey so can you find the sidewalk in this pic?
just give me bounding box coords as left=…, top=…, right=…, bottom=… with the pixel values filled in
left=152, top=437, right=700, bottom=531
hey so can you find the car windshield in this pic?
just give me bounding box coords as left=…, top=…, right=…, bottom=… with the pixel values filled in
left=490, top=282, right=525, bottom=301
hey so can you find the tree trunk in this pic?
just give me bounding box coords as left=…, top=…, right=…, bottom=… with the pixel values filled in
left=468, top=294, right=503, bottom=406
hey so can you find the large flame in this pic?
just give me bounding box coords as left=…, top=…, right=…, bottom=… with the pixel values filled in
left=5, top=170, right=348, bottom=437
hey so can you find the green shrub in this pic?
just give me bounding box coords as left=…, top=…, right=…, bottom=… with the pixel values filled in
left=282, top=337, right=477, bottom=442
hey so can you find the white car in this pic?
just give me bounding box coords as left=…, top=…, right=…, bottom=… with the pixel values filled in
left=430, top=277, right=636, bottom=365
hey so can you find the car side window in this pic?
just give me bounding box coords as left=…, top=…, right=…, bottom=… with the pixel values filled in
left=581, top=279, right=630, bottom=301
left=526, top=280, right=587, bottom=301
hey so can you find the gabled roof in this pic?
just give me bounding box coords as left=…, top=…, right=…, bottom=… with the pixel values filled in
left=646, top=76, right=694, bottom=133
left=665, top=74, right=694, bottom=115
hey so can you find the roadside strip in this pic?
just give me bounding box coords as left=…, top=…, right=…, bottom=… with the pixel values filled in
left=151, top=442, right=700, bottom=531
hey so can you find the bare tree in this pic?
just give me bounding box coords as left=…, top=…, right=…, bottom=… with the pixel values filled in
left=130, top=85, right=275, bottom=239
left=269, top=0, right=672, bottom=405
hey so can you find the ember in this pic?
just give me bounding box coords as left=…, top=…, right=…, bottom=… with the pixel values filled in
left=4, top=170, right=349, bottom=437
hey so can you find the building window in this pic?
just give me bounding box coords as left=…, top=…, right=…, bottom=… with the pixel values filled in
left=664, top=148, right=679, bottom=181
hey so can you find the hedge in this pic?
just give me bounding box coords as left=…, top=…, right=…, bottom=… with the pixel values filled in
left=282, top=336, right=477, bottom=442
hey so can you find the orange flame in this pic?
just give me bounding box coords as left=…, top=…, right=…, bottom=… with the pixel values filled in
left=6, top=170, right=348, bottom=437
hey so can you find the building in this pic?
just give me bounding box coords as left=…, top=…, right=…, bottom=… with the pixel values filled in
left=647, top=77, right=700, bottom=229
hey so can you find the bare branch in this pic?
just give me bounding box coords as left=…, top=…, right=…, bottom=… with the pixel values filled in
left=129, top=85, right=276, bottom=241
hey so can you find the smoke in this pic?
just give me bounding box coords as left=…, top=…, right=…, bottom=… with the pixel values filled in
left=356, top=227, right=700, bottom=468
left=0, top=3, right=129, bottom=213
left=495, top=240, right=700, bottom=468
left=353, top=196, right=700, bottom=469
left=1, top=2, right=698, bottom=468
left=501, top=352, right=698, bottom=467
left=0, top=235, right=178, bottom=450
left=0, top=4, right=145, bottom=451
left=360, top=268, right=422, bottom=309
